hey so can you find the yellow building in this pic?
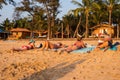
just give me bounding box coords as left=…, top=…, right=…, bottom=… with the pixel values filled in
left=91, top=24, right=114, bottom=37
left=9, top=28, right=31, bottom=39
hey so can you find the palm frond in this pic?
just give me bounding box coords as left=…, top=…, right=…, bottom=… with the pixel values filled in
left=71, top=0, right=83, bottom=7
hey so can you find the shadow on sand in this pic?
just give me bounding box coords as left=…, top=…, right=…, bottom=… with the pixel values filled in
left=23, top=59, right=86, bottom=80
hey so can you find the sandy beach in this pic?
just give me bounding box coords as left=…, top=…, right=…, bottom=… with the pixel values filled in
left=0, top=39, right=120, bottom=80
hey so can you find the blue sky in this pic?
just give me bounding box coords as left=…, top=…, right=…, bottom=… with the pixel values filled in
left=0, top=0, right=80, bottom=23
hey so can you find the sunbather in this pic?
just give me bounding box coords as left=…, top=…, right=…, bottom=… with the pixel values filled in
left=95, top=35, right=113, bottom=52
left=59, top=34, right=86, bottom=53
left=38, top=40, right=65, bottom=50
left=12, top=39, right=35, bottom=51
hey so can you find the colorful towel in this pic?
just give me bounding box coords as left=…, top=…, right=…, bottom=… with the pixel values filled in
left=72, top=45, right=117, bottom=53
left=72, top=46, right=95, bottom=53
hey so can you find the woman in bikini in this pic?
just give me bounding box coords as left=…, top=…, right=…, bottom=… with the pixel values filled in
left=60, top=34, right=86, bottom=53
left=12, top=40, right=35, bottom=51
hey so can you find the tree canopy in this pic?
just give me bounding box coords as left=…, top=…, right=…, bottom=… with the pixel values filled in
left=0, top=0, right=120, bottom=38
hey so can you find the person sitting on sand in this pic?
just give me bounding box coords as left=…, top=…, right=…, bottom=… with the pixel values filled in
left=95, top=35, right=113, bottom=52
left=97, top=33, right=104, bottom=46
left=12, top=39, right=35, bottom=51
left=59, top=34, right=86, bottom=53
left=38, top=40, right=65, bottom=50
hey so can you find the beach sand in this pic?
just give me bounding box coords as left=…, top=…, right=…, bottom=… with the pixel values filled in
left=0, top=39, right=120, bottom=80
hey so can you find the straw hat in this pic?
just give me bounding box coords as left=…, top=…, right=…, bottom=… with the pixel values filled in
left=77, top=34, right=83, bottom=41
left=77, top=34, right=82, bottom=38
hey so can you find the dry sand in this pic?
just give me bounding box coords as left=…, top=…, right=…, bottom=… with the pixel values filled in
left=0, top=39, right=120, bottom=80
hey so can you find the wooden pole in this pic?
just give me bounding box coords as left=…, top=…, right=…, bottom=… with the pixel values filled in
left=61, top=23, right=64, bottom=39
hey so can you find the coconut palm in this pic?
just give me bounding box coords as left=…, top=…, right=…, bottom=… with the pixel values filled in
left=105, top=0, right=120, bottom=25
left=68, top=9, right=82, bottom=37
left=62, top=14, right=77, bottom=38
left=1, top=18, right=11, bottom=30
left=72, top=0, right=100, bottom=38
left=35, top=0, right=60, bottom=39
left=89, top=0, right=105, bottom=25
left=112, top=3, right=120, bottom=38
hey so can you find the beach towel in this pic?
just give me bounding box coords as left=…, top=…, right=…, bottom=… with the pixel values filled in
left=72, top=46, right=95, bottom=53
left=72, top=45, right=117, bottom=54
left=107, top=45, right=117, bottom=51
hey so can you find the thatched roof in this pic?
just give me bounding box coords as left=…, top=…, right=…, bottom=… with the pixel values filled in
left=10, top=28, right=30, bottom=32
left=90, top=24, right=114, bottom=29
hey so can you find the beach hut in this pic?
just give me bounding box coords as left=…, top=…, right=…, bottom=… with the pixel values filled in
left=91, top=24, right=114, bottom=37
left=9, top=28, right=31, bottom=39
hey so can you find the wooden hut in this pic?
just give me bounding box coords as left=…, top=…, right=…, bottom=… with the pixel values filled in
left=91, top=24, right=114, bottom=37
left=9, top=28, right=31, bottom=39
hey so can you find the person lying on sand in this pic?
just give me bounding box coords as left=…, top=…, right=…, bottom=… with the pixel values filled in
left=38, top=40, right=66, bottom=51
left=58, top=34, right=86, bottom=53
left=95, top=35, right=113, bottom=52
left=12, top=39, right=36, bottom=52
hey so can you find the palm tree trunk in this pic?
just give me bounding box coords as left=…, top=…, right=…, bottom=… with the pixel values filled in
left=109, top=10, right=112, bottom=26
left=85, top=12, right=89, bottom=38
left=117, top=20, right=120, bottom=38
left=68, top=25, right=70, bottom=38
left=61, top=23, right=64, bottom=38
left=47, top=20, right=51, bottom=40
left=117, top=24, right=119, bottom=38
left=51, top=14, right=55, bottom=38
left=73, top=16, right=81, bottom=38
left=45, top=4, right=51, bottom=40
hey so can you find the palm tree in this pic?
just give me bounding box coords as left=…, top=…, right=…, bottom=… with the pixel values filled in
left=48, top=0, right=60, bottom=38
left=2, top=18, right=11, bottom=30
left=62, top=14, right=77, bottom=38
left=68, top=9, right=82, bottom=37
left=112, top=3, right=120, bottom=38
left=72, top=0, right=100, bottom=38
left=89, top=0, right=106, bottom=25
left=35, top=0, right=60, bottom=39
left=105, top=0, right=120, bottom=25
left=15, top=0, right=47, bottom=38
left=62, top=15, right=71, bottom=38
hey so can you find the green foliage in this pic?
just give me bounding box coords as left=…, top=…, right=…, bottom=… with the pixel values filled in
left=0, top=0, right=120, bottom=38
